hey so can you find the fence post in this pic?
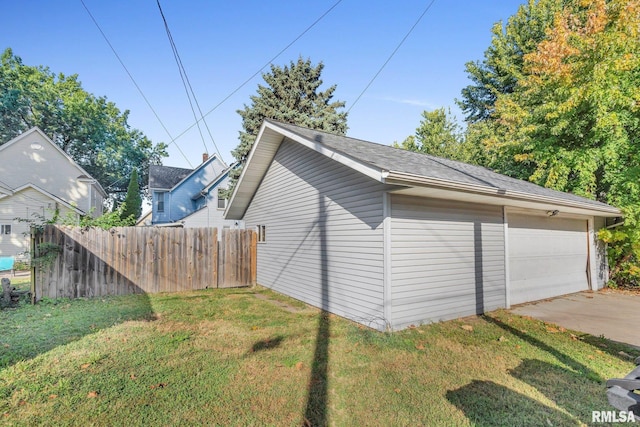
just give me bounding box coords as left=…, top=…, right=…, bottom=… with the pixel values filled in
left=250, top=230, right=257, bottom=286
left=30, top=226, right=37, bottom=304
left=213, top=228, right=219, bottom=288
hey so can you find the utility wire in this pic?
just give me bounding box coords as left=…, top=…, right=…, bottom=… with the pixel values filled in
left=157, top=0, right=216, bottom=159
left=169, top=0, right=343, bottom=145
left=79, top=0, right=194, bottom=168
left=347, top=0, right=437, bottom=113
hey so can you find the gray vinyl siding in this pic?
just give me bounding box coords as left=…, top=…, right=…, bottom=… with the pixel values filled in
left=390, top=195, right=505, bottom=329
left=243, top=139, right=388, bottom=329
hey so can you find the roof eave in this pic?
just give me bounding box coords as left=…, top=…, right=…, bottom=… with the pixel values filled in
left=225, top=122, right=276, bottom=220
left=9, top=183, right=86, bottom=216
left=385, top=171, right=621, bottom=217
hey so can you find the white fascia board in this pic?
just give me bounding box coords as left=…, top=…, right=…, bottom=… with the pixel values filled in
left=385, top=171, right=621, bottom=217
left=225, top=123, right=280, bottom=219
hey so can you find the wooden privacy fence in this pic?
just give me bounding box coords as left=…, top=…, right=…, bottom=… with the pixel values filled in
left=32, top=225, right=256, bottom=301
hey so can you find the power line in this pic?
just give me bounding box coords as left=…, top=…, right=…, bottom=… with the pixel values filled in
left=79, top=0, right=194, bottom=168
left=168, top=0, right=343, bottom=145
left=157, top=0, right=211, bottom=157
left=347, top=0, right=437, bottom=113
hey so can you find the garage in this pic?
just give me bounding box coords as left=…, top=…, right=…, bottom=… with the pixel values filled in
left=228, top=120, right=621, bottom=330
left=508, top=212, right=590, bottom=305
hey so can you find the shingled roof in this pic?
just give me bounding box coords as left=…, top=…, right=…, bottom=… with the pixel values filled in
left=272, top=121, right=613, bottom=211
left=149, top=165, right=193, bottom=190
left=226, top=120, right=620, bottom=219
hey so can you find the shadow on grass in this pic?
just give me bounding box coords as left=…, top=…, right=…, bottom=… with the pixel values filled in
left=578, top=334, right=640, bottom=363
left=510, top=358, right=610, bottom=424
left=303, top=310, right=330, bottom=427
left=483, top=315, right=602, bottom=382
left=250, top=335, right=284, bottom=353
left=447, top=380, right=576, bottom=427
left=0, top=293, right=154, bottom=370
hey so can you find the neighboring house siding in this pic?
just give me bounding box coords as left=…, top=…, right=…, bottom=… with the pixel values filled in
left=152, top=190, right=170, bottom=223
left=0, top=131, right=97, bottom=215
left=0, top=187, right=75, bottom=257
left=182, top=206, right=242, bottom=229
left=90, top=183, right=104, bottom=217
left=182, top=183, right=243, bottom=230
left=152, top=157, right=227, bottom=224
left=244, top=139, right=389, bottom=328
left=390, top=195, right=505, bottom=328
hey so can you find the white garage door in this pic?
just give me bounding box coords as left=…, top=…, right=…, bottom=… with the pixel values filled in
left=509, top=213, right=589, bottom=305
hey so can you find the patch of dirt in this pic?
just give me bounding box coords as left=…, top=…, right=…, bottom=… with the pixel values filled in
left=253, top=293, right=302, bottom=313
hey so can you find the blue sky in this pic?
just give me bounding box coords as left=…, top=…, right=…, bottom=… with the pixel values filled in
left=1, top=1, right=524, bottom=169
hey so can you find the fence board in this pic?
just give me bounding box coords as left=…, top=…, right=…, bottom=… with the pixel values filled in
left=32, top=226, right=256, bottom=301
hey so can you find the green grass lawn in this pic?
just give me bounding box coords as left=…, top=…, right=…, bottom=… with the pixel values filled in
left=1, top=287, right=637, bottom=426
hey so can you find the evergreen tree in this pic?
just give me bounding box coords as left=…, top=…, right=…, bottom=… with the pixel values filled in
left=229, top=57, right=348, bottom=191
left=120, top=169, right=141, bottom=224
left=395, top=108, right=481, bottom=165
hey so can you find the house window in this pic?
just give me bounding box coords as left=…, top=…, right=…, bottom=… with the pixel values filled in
left=217, top=189, right=227, bottom=209
left=1, top=225, right=11, bottom=235
left=217, top=197, right=227, bottom=210
left=257, top=225, right=266, bottom=243
left=156, top=192, right=166, bottom=213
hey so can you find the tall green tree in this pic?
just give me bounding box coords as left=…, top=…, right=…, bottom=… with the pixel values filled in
left=458, top=0, right=564, bottom=123
left=230, top=57, right=347, bottom=190
left=120, top=169, right=142, bottom=223
left=395, top=108, right=481, bottom=164
left=477, top=0, right=640, bottom=286
left=0, top=48, right=167, bottom=203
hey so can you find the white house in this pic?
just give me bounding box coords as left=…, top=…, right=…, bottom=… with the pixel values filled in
left=0, top=127, right=106, bottom=258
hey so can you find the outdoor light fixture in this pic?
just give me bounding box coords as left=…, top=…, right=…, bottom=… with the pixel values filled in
left=547, top=210, right=560, bottom=217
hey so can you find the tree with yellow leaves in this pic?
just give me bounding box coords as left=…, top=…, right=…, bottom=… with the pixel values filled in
left=481, top=0, right=640, bottom=286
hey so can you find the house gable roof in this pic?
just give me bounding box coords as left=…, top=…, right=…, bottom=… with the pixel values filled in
left=226, top=120, right=620, bottom=219
left=149, top=154, right=228, bottom=193
left=0, top=183, right=85, bottom=215
left=149, top=165, right=193, bottom=190
left=0, top=127, right=107, bottom=197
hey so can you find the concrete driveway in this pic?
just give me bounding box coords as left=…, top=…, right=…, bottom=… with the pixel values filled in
left=511, top=291, right=640, bottom=349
